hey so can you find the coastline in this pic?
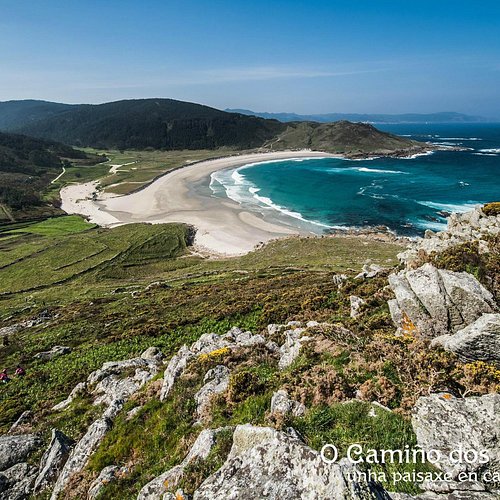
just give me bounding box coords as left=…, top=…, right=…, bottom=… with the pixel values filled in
left=60, top=150, right=342, bottom=256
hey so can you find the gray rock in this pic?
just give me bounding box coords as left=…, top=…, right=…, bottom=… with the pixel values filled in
left=193, top=424, right=388, bottom=499
left=332, top=273, right=348, bottom=287
left=160, top=345, right=194, bottom=402
left=141, top=347, right=164, bottom=361
left=270, top=390, right=306, bottom=418
left=88, top=465, right=128, bottom=499
left=0, top=462, right=38, bottom=500
left=412, top=393, right=500, bottom=480
left=191, top=333, right=230, bottom=355
left=34, top=345, right=71, bottom=361
left=93, top=368, right=154, bottom=406
left=137, top=428, right=230, bottom=499
left=194, top=365, right=230, bottom=420
left=0, top=434, right=41, bottom=472
left=432, top=313, right=500, bottom=366
left=355, top=263, right=386, bottom=280
left=50, top=416, right=114, bottom=499
left=278, top=328, right=310, bottom=369
left=398, top=206, right=500, bottom=267
left=87, top=357, right=161, bottom=386
left=33, top=429, right=73, bottom=494
left=388, top=263, right=496, bottom=338
left=350, top=295, right=366, bottom=318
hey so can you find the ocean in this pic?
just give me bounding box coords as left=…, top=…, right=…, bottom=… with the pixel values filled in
left=209, top=123, right=500, bottom=236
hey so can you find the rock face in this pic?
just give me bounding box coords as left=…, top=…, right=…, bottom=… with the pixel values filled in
left=137, top=428, right=229, bottom=499
left=432, top=313, right=500, bottom=366
left=0, top=434, right=41, bottom=472
left=193, top=424, right=387, bottom=499
left=50, top=414, right=116, bottom=500
left=34, top=345, right=71, bottom=361
left=270, top=390, right=306, bottom=418
left=398, top=206, right=500, bottom=267
left=195, top=365, right=230, bottom=420
left=412, top=393, right=500, bottom=480
left=388, top=263, right=496, bottom=338
left=33, top=429, right=73, bottom=494
left=0, top=462, right=38, bottom=500
left=52, top=382, right=86, bottom=411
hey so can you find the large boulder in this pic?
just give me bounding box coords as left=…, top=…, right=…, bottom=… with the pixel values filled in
left=432, top=313, right=500, bottom=366
left=388, top=263, right=496, bottom=338
left=412, top=393, right=500, bottom=480
left=193, top=424, right=388, bottom=499
left=0, top=434, right=41, bottom=472
left=0, top=462, right=38, bottom=500
left=34, top=345, right=71, bottom=361
left=33, top=429, right=73, bottom=494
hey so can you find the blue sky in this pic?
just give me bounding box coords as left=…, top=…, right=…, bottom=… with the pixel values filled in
left=1, top=0, right=499, bottom=117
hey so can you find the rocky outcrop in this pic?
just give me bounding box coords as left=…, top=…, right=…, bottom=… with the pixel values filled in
left=88, top=465, right=128, bottom=499
left=137, top=428, right=230, bottom=499
left=49, top=349, right=163, bottom=498
left=270, top=390, right=306, bottom=418
left=33, top=429, right=73, bottom=494
left=398, top=206, right=500, bottom=267
left=34, top=345, right=71, bottom=361
left=8, top=411, right=32, bottom=434
left=193, top=424, right=388, bottom=499
left=0, top=462, right=38, bottom=500
left=412, top=393, right=500, bottom=481
left=160, top=327, right=267, bottom=402
left=50, top=404, right=121, bottom=500
left=195, top=365, right=230, bottom=420
left=388, top=263, right=496, bottom=338
left=0, top=434, right=41, bottom=472
left=432, top=313, right=500, bottom=366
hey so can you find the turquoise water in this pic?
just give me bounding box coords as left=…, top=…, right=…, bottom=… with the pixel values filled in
left=210, top=124, right=500, bottom=236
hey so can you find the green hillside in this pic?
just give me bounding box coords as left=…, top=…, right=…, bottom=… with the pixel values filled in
left=0, top=131, right=104, bottom=221
left=2, top=98, right=424, bottom=154
left=265, top=120, right=423, bottom=155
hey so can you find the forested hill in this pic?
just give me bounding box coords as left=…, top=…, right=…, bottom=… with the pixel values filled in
left=8, top=99, right=285, bottom=150
left=0, top=100, right=75, bottom=130
left=0, top=131, right=102, bottom=220
left=1, top=98, right=423, bottom=154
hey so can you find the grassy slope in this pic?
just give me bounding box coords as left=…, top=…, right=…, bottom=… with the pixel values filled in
left=0, top=217, right=498, bottom=498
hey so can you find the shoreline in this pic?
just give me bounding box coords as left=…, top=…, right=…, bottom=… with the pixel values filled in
left=60, top=151, right=342, bottom=256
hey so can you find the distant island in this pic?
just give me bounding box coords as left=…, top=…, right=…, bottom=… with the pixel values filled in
left=226, top=109, right=491, bottom=124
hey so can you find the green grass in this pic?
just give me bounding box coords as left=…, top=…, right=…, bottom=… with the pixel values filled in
left=10, top=215, right=96, bottom=236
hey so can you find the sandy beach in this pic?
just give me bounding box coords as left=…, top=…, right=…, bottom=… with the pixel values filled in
left=60, top=151, right=338, bottom=255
